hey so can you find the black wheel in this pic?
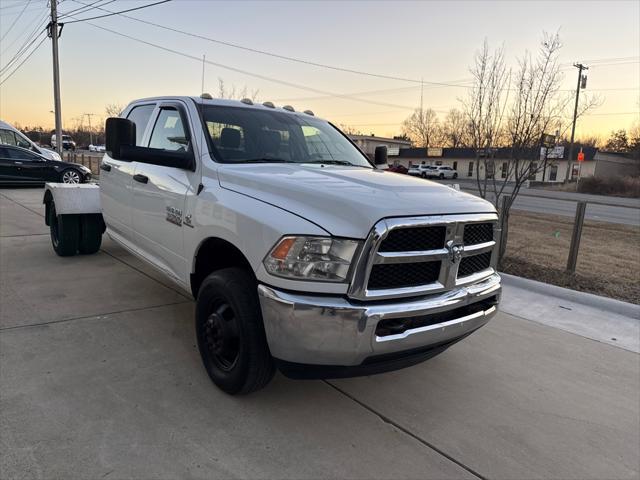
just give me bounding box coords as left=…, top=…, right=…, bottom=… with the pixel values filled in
left=453, top=173, right=458, bottom=179
left=61, top=168, right=81, bottom=184
left=49, top=202, right=79, bottom=257
left=421, top=172, right=426, bottom=178
left=196, top=268, right=275, bottom=394
left=439, top=173, right=445, bottom=179
left=79, top=214, right=102, bottom=254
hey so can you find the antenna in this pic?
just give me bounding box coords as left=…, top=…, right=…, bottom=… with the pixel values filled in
left=201, top=54, right=206, bottom=94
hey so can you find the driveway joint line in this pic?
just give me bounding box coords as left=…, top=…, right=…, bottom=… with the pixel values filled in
left=1, top=191, right=192, bottom=301
left=324, top=380, right=489, bottom=480
left=0, top=300, right=192, bottom=332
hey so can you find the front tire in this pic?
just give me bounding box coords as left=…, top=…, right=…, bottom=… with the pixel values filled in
left=453, top=173, right=458, bottom=179
left=49, top=202, right=79, bottom=257
left=439, top=173, right=445, bottom=179
left=61, top=168, right=81, bottom=184
left=196, top=268, right=275, bottom=395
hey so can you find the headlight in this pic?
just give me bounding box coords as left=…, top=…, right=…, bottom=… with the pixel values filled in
left=263, top=236, right=360, bottom=282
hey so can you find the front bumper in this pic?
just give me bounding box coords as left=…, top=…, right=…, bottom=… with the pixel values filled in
left=258, top=273, right=501, bottom=368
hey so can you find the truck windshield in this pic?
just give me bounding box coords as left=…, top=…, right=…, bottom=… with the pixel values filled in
left=202, top=105, right=372, bottom=168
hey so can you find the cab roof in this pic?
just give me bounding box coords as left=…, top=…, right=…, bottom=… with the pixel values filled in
left=128, top=96, right=324, bottom=121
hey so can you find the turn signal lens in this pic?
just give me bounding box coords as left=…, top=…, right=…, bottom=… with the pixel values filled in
left=264, top=236, right=360, bottom=282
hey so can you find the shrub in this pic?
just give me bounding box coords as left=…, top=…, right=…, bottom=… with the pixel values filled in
left=577, top=176, right=640, bottom=198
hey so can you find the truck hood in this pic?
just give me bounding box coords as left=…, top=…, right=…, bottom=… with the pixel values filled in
left=218, top=164, right=495, bottom=238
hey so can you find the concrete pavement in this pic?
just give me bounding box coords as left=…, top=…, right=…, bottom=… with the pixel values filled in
left=1, top=188, right=639, bottom=480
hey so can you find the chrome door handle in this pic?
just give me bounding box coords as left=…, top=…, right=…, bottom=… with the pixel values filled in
left=14, top=161, right=23, bottom=165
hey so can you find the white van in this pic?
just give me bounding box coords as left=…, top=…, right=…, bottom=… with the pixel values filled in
left=0, top=120, right=61, bottom=161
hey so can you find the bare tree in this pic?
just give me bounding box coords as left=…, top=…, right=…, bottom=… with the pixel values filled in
left=462, top=39, right=510, bottom=206
left=105, top=103, right=124, bottom=118
left=401, top=108, right=442, bottom=148
left=339, top=124, right=364, bottom=136
left=441, top=109, right=469, bottom=148
left=462, top=33, right=599, bottom=264
left=217, top=78, right=259, bottom=101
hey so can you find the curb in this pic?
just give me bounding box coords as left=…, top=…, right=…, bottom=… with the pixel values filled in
left=500, top=273, right=640, bottom=319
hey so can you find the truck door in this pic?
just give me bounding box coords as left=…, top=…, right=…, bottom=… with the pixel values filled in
left=130, top=104, right=199, bottom=285
left=100, top=103, right=155, bottom=243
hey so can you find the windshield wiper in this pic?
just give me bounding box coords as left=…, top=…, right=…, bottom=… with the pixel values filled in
left=305, top=160, right=355, bottom=166
left=240, top=158, right=289, bottom=163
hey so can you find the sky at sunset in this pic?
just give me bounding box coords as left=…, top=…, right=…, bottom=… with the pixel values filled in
left=1, top=0, right=638, bottom=141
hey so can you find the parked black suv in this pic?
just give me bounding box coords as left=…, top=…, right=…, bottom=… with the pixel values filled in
left=0, top=145, right=91, bottom=185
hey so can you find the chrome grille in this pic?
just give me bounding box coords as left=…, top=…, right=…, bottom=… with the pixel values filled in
left=349, top=213, right=498, bottom=301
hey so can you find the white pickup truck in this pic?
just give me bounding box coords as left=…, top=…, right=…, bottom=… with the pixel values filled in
left=43, top=96, right=501, bottom=394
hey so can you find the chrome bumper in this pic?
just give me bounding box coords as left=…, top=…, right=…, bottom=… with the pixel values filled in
left=258, top=273, right=501, bottom=366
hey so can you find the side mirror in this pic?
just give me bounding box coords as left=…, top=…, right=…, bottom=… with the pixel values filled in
left=105, top=117, right=135, bottom=160
left=374, top=145, right=388, bottom=167
left=120, top=145, right=195, bottom=171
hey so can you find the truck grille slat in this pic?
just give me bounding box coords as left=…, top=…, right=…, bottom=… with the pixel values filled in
left=463, top=223, right=493, bottom=245
left=379, top=226, right=446, bottom=252
left=458, top=251, right=492, bottom=277
left=368, top=261, right=441, bottom=290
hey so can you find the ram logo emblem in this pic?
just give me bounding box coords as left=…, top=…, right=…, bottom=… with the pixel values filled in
left=446, top=240, right=464, bottom=264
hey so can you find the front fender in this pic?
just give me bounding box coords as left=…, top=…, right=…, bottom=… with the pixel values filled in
left=186, top=184, right=351, bottom=296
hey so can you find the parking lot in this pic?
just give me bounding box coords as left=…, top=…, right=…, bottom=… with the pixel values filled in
left=1, top=187, right=639, bottom=479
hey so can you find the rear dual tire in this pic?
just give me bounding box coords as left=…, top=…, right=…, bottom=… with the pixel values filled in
left=48, top=202, right=102, bottom=256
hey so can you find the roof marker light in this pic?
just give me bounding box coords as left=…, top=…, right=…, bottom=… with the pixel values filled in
left=262, top=101, right=275, bottom=108
left=240, top=98, right=253, bottom=105
left=303, top=109, right=315, bottom=116
left=282, top=105, right=295, bottom=112
left=200, top=93, right=213, bottom=99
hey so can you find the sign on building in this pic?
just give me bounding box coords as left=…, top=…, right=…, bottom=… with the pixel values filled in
left=427, top=147, right=443, bottom=157
left=387, top=146, right=400, bottom=156
left=540, top=146, right=565, bottom=159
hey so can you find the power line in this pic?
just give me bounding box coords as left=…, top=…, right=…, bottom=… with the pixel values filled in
left=58, top=0, right=117, bottom=19
left=63, top=0, right=172, bottom=24
left=1, top=29, right=47, bottom=75
left=0, top=0, right=32, bottom=42
left=66, top=0, right=473, bottom=89
left=0, top=35, right=47, bottom=85
left=77, top=19, right=422, bottom=110
left=1, top=8, right=48, bottom=57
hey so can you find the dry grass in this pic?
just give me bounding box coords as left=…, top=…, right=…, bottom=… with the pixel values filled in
left=539, top=176, right=640, bottom=198
left=502, top=210, right=640, bottom=304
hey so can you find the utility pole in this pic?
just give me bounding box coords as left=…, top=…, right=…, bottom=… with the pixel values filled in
left=565, top=63, right=588, bottom=182
left=84, top=113, right=96, bottom=145
left=48, top=0, right=63, bottom=155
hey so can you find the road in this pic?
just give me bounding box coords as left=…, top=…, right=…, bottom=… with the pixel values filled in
left=1, top=187, right=638, bottom=479
left=439, top=179, right=640, bottom=226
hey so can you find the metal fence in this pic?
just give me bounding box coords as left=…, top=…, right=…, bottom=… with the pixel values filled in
left=63, top=151, right=103, bottom=176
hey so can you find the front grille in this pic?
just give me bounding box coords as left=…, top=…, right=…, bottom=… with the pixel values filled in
left=458, top=252, right=492, bottom=277
left=353, top=214, right=498, bottom=300
left=463, top=223, right=493, bottom=245
left=379, top=226, right=446, bottom=252
left=368, top=261, right=441, bottom=290
left=376, top=295, right=499, bottom=337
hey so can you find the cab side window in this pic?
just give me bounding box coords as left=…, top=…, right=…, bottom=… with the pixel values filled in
left=126, top=104, right=155, bottom=146
left=148, top=108, right=188, bottom=152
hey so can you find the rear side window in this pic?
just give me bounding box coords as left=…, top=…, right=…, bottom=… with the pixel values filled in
left=0, top=129, right=17, bottom=146
left=7, top=148, right=39, bottom=161
left=148, top=108, right=189, bottom=152
left=126, top=104, right=155, bottom=146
